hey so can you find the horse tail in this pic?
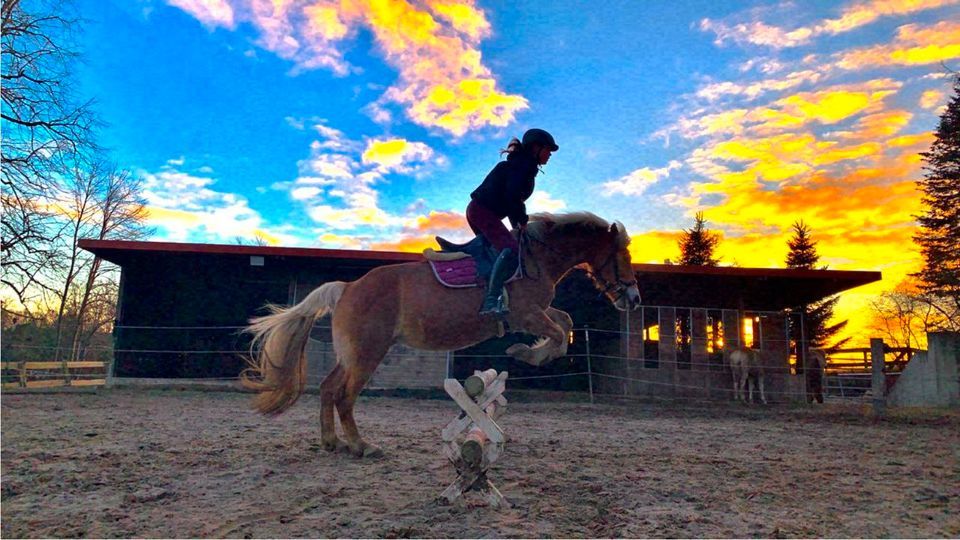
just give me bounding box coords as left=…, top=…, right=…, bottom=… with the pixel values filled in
left=240, top=281, right=348, bottom=415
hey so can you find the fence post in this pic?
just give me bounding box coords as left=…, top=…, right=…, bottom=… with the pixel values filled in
left=584, top=326, right=594, bottom=404
left=870, top=338, right=886, bottom=416
left=445, top=350, right=452, bottom=380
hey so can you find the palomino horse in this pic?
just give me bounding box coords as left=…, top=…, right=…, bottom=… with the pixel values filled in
left=806, top=348, right=828, bottom=404
left=242, top=212, right=641, bottom=457
left=729, top=347, right=767, bottom=404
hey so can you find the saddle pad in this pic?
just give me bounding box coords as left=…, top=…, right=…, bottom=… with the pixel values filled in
left=428, top=258, right=522, bottom=288
left=429, top=257, right=480, bottom=288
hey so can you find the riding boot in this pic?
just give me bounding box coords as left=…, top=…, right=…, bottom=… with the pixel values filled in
left=479, top=248, right=517, bottom=317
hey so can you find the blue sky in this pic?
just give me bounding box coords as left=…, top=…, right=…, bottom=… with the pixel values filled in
left=74, top=0, right=960, bottom=339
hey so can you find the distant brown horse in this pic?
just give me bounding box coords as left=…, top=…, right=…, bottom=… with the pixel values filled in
left=729, top=347, right=767, bottom=404
left=241, top=212, right=641, bottom=457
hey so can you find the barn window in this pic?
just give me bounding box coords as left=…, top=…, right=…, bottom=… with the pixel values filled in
left=707, top=310, right=724, bottom=371
left=675, top=308, right=692, bottom=370
left=643, top=307, right=659, bottom=369
left=742, top=314, right=761, bottom=349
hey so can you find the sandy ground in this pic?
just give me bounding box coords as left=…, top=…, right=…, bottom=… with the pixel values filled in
left=1, top=388, right=958, bottom=539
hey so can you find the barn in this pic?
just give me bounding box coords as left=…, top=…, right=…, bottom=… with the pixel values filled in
left=79, top=239, right=880, bottom=402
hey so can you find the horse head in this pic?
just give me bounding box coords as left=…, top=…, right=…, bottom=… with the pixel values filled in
left=589, top=221, right=641, bottom=311
left=527, top=212, right=642, bottom=311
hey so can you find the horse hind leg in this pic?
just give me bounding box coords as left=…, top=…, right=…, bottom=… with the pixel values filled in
left=758, top=373, right=767, bottom=404
left=336, top=368, right=383, bottom=458
left=332, top=340, right=390, bottom=458
left=319, top=364, right=347, bottom=452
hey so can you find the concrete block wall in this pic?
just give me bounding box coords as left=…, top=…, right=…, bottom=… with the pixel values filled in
left=888, top=332, right=960, bottom=408
left=305, top=339, right=447, bottom=389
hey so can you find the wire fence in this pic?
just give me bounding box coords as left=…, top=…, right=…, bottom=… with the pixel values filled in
left=2, top=323, right=911, bottom=405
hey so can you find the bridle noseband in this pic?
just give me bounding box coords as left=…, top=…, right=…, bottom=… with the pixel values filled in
left=590, top=243, right=637, bottom=302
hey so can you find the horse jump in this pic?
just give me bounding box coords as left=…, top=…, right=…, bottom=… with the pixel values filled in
left=439, top=368, right=509, bottom=507
left=242, top=212, right=641, bottom=457
left=729, top=347, right=767, bottom=404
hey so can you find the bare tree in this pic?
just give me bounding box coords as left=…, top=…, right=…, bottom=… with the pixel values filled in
left=1, top=0, right=97, bottom=308
left=868, top=279, right=960, bottom=349
left=67, top=166, right=149, bottom=360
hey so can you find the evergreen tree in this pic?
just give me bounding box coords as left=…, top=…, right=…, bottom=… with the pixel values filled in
left=785, top=220, right=850, bottom=352
left=914, top=77, right=960, bottom=308
left=678, top=212, right=720, bottom=266
left=785, top=220, right=819, bottom=269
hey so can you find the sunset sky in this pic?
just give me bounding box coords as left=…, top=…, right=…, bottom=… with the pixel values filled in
left=76, top=0, right=960, bottom=343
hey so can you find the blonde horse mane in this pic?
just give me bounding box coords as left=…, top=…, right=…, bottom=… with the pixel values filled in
left=527, top=211, right=630, bottom=250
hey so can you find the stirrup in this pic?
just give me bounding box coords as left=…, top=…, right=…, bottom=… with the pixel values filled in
left=479, top=288, right=510, bottom=318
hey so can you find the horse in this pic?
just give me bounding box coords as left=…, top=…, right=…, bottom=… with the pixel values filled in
left=241, top=212, right=642, bottom=457
left=728, top=347, right=767, bottom=404
left=806, top=348, right=828, bottom=404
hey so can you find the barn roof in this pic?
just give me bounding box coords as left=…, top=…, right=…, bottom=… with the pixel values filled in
left=79, top=239, right=881, bottom=310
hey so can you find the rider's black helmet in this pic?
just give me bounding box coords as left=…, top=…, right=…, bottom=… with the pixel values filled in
left=522, top=128, right=559, bottom=151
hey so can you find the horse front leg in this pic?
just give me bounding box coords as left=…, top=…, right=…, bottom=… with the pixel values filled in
left=510, top=307, right=573, bottom=361
left=506, top=309, right=567, bottom=367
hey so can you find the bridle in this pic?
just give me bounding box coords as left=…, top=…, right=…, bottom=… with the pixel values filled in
left=522, top=228, right=637, bottom=303
left=588, top=242, right=638, bottom=303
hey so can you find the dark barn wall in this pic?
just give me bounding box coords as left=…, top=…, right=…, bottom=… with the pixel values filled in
left=113, top=252, right=289, bottom=378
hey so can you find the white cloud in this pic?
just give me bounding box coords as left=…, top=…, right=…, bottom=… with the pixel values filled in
left=603, top=161, right=682, bottom=197
left=526, top=191, right=567, bottom=213
left=167, top=0, right=234, bottom=29
left=140, top=165, right=273, bottom=243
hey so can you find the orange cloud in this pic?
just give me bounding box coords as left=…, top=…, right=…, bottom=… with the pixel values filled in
left=350, top=0, right=527, bottom=135
left=834, top=21, right=960, bottom=70
left=628, top=230, right=683, bottom=264
left=835, top=110, right=913, bottom=140
left=370, top=210, right=469, bottom=252
left=685, top=80, right=900, bottom=137
left=920, top=89, right=946, bottom=109
left=407, top=210, right=467, bottom=232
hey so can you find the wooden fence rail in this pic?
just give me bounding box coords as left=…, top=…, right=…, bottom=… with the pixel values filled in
left=1, top=361, right=107, bottom=389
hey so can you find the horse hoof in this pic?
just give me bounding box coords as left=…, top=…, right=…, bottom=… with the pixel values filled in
left=321, top=438, right=342, bottom=452
left=506, top=344, right=531, bottom=361
left=335, top=440, right=352, bottom=454
left=350, top=443, right=383, bottom=458
left=362, top=444, right=384, bottom=459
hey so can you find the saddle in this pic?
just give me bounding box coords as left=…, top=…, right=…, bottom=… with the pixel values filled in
left=423, top=235, right=521, bottom=288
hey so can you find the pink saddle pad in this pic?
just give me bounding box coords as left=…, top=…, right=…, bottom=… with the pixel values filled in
left=429, top=257, right=481, bottom=288
left=428, top=257, right=522, bottom=288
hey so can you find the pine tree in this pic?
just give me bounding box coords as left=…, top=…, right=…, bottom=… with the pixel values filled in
left=785, top=220, right=819, bottom=269
left=678, top=212, right=720, bottom=266
left=785, top=220, right=850, bottom=352
left=914, top=77, right=960, bottom=306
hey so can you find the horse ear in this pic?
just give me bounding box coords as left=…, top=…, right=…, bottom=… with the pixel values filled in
left=609, top=223, right=618, bottom=238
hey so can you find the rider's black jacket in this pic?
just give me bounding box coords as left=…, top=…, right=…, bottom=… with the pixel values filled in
left=470, top=150, right=539, bottom=228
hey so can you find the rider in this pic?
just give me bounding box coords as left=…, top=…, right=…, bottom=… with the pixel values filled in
left=467, top=128, right=558, bottom=317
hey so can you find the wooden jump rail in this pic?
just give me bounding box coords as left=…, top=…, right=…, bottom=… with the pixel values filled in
left=0, top=361, right=107, bottom=389
left=439, top=368, right=509, bottom=508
